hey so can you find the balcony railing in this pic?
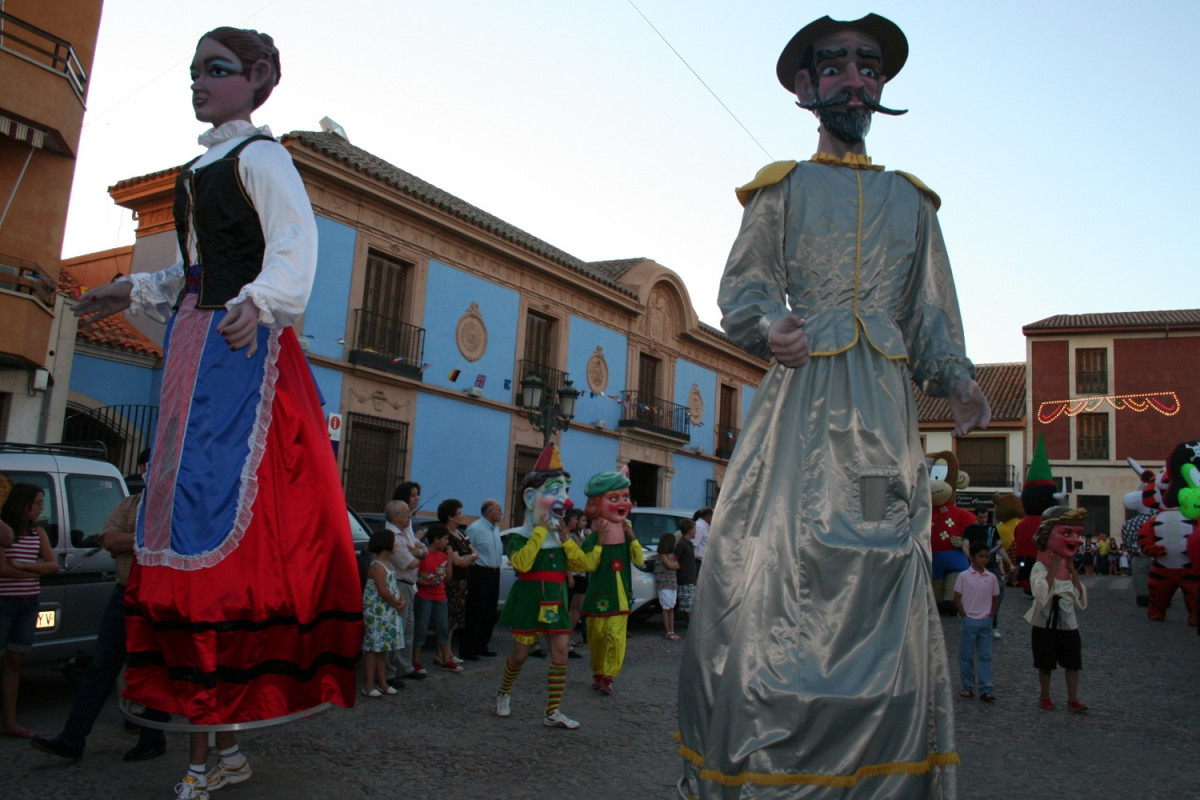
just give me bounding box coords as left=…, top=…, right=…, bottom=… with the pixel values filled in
left=514, top=359, right=566, bottom=407
left=958, top=463, right=1015, bottom=488
left=618, top=390, right=690, bottom=441
left=347, top=308, right=425, bottom=380
left=714, top=424, right=740, bottom=460
left=0, top=252, right=55, bottom=307
left=0, top=11, right=88, bottom=100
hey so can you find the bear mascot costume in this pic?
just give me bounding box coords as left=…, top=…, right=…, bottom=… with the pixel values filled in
left=928, top=451, right=974, bottom=615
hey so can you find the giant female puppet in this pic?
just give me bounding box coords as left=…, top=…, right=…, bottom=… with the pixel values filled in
left=74, top=27, right=362, bottom=799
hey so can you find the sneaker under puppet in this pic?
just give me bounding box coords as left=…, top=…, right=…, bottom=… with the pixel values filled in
left=927, top=451, right=974, bottom=615
left=1138, top=440, right=1200, bottom=626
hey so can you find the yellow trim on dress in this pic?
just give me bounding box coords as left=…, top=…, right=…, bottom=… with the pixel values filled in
left=675, top=732, right=959, bottom=789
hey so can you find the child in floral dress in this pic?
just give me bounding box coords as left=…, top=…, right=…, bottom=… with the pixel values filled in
left=362, top=530, right=406, bottom=697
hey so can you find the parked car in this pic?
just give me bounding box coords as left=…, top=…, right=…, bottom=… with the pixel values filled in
left=346, top=505, right=374, bottom=586
left=0, top=442, right=128, bottom=669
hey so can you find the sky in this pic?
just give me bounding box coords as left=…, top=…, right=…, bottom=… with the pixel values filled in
left=62, top=0, right=1200, bottom=366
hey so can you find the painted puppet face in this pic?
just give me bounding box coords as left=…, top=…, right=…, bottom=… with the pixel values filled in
left=597, top=488, right=633, bottom=524
left=526, top=475, right=571, bottom=522
left=190, top=38, right=257, bottom=127
left=1047, top=524, right=1083, bottom=560
left=802, top=30, right=886, bottom=144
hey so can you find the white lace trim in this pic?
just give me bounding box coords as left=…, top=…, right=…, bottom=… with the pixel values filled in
left=137, top=329, right=282, bottom=571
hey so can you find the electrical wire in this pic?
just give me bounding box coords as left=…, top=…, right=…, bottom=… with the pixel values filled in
left=625, top=0, right=773, bottom=161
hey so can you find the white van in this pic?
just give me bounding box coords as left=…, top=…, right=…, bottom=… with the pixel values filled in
left=0, top=442, right=127, bottom=669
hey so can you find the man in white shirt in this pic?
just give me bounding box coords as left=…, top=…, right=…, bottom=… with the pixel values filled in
left=460, top=499, right=504, bottom=661
left=692, top=508, right=713, bottom=569
left=384, top=500, right=428, bottom=685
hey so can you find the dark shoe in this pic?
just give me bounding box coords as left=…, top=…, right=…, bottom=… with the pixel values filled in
left=567, top=649, right=582, bottom=659
left=529, top=648, right=547, bottom=658
left=32, top=736, right=83, bottom=761
left=385, top=677, right=406, bottom=690
left=402, top=670, right=426, bottom=680
left=480, top=650, right=499, bottom=657
left=979, top=693, right=997, bottom=703
left=124, top=740, right=166, bottom=762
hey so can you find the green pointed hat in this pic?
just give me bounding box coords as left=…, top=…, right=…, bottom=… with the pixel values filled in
left=1025, top=433, right=1055, bottom=487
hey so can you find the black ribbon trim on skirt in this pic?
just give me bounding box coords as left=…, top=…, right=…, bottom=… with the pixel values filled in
left=124, top=607, right=363, bottom=633
left=125, top=649, right=361, bottom=689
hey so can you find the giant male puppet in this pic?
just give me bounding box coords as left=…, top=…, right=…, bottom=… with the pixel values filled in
left=676, top=13, right=990, bottom=799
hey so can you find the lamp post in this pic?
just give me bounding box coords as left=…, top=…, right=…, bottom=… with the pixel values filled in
left=521, top=374, right=580, bottom=448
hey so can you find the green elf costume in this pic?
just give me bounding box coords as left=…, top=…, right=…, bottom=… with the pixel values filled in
left=580, top=470, right=643, bottom=695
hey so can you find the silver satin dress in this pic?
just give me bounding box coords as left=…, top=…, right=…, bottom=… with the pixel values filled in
left=677, top=159, right=974, bottom=799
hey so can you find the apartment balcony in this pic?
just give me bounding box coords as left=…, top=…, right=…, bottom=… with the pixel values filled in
left=959, top=462, right=1016, bottom=488
left=347, top=308, right=425, bottom=380
left=0, top=253, right=55, bottom=367
left=514, top=359, right=566, bottom=408
left=618, top=390, right=690, bottom=442
left=714, top=424, right=740, bottom=460
left=0, top=9, right=93, bottom=155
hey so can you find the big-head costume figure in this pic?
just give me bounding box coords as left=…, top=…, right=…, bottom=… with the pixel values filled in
left=928, top=451, right=975, bottom=615
left=580, top=470, right=644, bottom=695
left=676, top=13, right=989, bottom=799
left=494, top=444, right=590, bottom=729
left=1138, top=440, right=1200, bottom=627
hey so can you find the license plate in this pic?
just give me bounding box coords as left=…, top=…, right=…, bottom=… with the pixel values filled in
left=36, top=609, right=57, bottom=630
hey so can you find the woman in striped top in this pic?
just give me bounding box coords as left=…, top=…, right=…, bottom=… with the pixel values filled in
left=0, top=482, right=58, bottom=738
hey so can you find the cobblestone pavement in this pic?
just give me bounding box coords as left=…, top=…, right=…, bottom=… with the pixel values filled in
left=3, top=574, right=1197, bottom=799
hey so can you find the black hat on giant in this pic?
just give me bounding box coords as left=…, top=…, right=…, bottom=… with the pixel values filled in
left=776, top=13, right=908, bottom=91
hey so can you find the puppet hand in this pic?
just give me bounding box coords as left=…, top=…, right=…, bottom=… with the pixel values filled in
left=766, top=313, right=810, bottom=368
left=217, top=300, right=261, bottom=357
left=948, top=378, right=991, bottom=436
left=74, top=281, right=133, bottom=323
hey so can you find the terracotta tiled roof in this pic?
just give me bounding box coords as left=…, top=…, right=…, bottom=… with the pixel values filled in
left=281, top=131, right=638, bottom=299
left=56, top=269, right=163, bottom=358
left=915, top=362, right=1025, bottom=424
left=1023, top=309, right=1200, bottom=333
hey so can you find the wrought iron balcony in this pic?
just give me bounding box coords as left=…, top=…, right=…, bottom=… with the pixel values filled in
left=958, top=463, right=1016, bottom=488
left=515, top=359, right=566, bottom=408
left=347, top=308, right=425, bottom=380
left=0, top=252, right=55, bottom=307
left=618, top=390, right=690, bottom=441
left=0, top=11, right=88, bottom=100
left=714, top=424, right=740, bottom=460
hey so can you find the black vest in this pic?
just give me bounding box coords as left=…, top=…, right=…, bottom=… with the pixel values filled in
left=173, top=134, right=275, bottom=309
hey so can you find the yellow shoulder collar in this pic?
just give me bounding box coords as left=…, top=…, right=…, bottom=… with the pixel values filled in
left=734, top=160, right=798, bottom=207
left=734, top=160, right=941, bottom=211
left=895, top=171, right=941, bottom=211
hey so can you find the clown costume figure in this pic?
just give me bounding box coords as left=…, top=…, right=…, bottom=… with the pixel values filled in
left=73, top=26, right=362, bottom=800
left=580, top=470, right=644, bottom=695
left=494, top=445, right=590, bottom=729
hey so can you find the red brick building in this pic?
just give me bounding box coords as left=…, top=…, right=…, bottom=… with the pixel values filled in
left=1022, top=309, right=1200, bottom=538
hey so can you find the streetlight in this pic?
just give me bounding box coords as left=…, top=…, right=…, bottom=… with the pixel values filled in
left=521, top=374, right=580, bottom=447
